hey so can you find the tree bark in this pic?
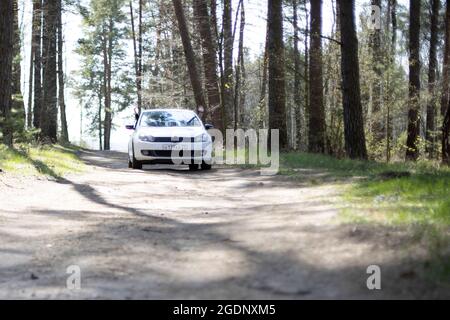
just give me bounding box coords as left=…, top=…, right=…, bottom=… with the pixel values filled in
left=338, top=0, right=368, bottom=159
left=385, top=0, right=397, bottom=162
left=102, top=20, right=113, bottom=151
left=308, top=0, right=325, bottom=153
left=57, top=0, right=69, bottom=143
left=98, top=93, right=103, bottom=151
left=32, top=0, right=42, bottom=129
left=443, top=102, right=450, bottom=164
left=233, top=0, right=245, bottom=130
left=223, top=0, right=234, bottom=128
left=129, top=1, right=142, bottom=113
left=172, top=0, right=207, bottom=120
left=267, top=0, right=287, bottom=149
left=441, top=1, right=450, bottom=117
left=304, top=0, right=309, bottom=149
left=41, top=0, right=58, bottom=142
left=405, top=0, right=421, bottom=161
left=193, top=0, right=222, bottom=130
left=0, top=0, right=14, bottom=146
left=293, top=0, right=301, bottom=150
left=28, top=6, right=35, bottom=128
left=426, top=0, right=439, bottom=158
left=12, top=0, right=25, bottom=126
left=370, top=0, right=383, bottom=145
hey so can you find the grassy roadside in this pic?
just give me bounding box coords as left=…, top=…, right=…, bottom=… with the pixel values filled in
left=0, top=143, right=86, bottom=178
left=279, top=152, right=450, bottom=228
left=279, top=152, right=450, bottom=280
left=232, top=150, right=449, bottom=279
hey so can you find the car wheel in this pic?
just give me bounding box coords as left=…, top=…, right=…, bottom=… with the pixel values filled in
left=130, top=145, right=143, bottom=170
left=201, top=162, right=212, bottom=170
left=189, top=164, right=199, bottom=171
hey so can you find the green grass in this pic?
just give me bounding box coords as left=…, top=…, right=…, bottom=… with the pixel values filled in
left=278, top=152, right=450, bottom=280
left=278, top=152, right=450, bottom=227
left=0, top=143, right=86, bottom=178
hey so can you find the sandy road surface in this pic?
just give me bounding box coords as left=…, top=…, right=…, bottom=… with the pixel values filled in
left=0, top=150, right=448, bottom=299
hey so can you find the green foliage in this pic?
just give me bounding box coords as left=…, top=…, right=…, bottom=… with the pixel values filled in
left=72, top=0, right=134, bottom=142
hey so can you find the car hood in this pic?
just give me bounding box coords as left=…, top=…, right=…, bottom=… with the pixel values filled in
left=137, top=126, right=205, bottom=138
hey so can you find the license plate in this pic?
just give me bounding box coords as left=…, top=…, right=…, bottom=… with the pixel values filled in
left=162, top=144, right=190, bottom=150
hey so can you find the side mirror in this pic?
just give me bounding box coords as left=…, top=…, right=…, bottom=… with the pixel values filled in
left=204, top=124, right=214, bottom=130
left=125, top=125, right=135, bottom=130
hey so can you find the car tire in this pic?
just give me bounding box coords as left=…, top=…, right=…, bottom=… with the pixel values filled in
left=189, top=164, right=199, bottom=171
left=130, top=145, right=143, bottom=170
left=201, top=162, right=212, bottom=170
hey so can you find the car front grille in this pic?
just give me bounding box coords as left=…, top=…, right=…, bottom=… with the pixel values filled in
left=153, top=137, right=195, bottom=143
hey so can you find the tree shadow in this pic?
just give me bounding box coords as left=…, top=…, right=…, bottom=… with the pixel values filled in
left=2, top=148, right=449, bottom=299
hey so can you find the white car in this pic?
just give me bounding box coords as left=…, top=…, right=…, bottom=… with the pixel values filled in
left=127, top=109, right=213, bottom=170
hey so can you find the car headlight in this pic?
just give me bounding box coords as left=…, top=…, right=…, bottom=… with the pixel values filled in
left=195, top=133, right=209, bottom=142
left=138, top=134, right=155, bottom=142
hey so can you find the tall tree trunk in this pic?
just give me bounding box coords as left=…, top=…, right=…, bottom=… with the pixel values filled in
left=32, top=0, right=42, bottom=129
left=138, top=0, right=143, bottom=109
left=233, top=0, right=245, bottom=130
left=57, top=0, right=68, bottom=142
left=338, top=0, right=368, bottom=159
left=172, top=0, right=207, bottom=119
left=129, top=1, right=142, bottom=113
left=98, top=93, right=103, bottom=151
left=443, top=101, right=450, bottom=164
left=193, top=0, right=222, bottom=130
left=386, top=0, right=397, bottom=163
left=211, top=0, right=226, bottom=123
left=441, top=1, right=450, bottom=117
left=304, top=0, right=309, bottom=149
left=308, top=0, right=325, bottom=153
left=293, top=0, right=301, bottom=150
left=12, top=0, right=25, bottom=127
left=267, top=0, right=287, bottom=149
left=426, top=0, right=439, bottom=158
left=405, top=0, right=421, bottom=161
left=103, top=20, right=113, bottom=151
left=41, top=0, right=58, bottom=142
left=370, top=0, right=383, bottom=146
left=0, top=0, right=14, bottom=146
left=27, top=11, right=35, bottom=128
left=443, top=4, right=450, bottom=164
left=223, top=0, right=234, bottom=128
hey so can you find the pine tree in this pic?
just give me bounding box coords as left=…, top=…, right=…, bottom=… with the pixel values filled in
left=405, top=0, right=421, bottom=161
left=308, top=0, right=325, bottom=153
left=0, top=0, right=14, bottom=146
left=267, top=0, right=287, bottom=149
left=338, top=0, right=368, bottom=159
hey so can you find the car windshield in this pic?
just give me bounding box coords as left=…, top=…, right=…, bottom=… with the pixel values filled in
left=139, top=110, right=201, bottom=127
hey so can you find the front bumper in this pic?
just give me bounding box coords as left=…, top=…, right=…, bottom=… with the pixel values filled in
left=134, top=140, right=212, bottom=164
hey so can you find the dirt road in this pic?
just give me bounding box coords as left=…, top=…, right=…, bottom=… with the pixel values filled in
left=0, top=150, right=448, bottom=299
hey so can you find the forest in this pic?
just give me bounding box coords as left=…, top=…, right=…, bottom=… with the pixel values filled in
left=0, top=0, right=450, bottom=300
left=0, top=0, right=449, bottom=164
